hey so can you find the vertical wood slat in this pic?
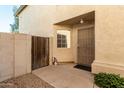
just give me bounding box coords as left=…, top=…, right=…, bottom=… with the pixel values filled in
left=31, top=36, right=49, bottom=70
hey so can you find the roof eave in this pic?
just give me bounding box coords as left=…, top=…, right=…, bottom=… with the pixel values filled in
left=15, top=5, right=27, bottom=17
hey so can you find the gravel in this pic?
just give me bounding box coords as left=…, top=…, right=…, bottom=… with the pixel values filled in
left=0, top=73, right=54, bottom=88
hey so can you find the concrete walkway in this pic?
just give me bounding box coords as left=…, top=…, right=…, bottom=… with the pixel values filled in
left=33, top=63, right=94, bottom=88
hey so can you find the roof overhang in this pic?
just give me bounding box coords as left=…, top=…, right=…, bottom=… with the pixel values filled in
left=15, top=5, right=27, bottom=17
left=54, top=11, right=95, bottom=26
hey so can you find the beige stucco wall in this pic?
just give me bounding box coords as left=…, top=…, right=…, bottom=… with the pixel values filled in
left=19, top=6, right=95, bottom=63
left=19, top=5, right=56, bottom=37
left=14, top=34, right=31, bottom=77
left=54, top=6, right=124, bottom=76
left=52, top=25, right=74, bottom=63
left=53, top=5, right=95, bottom=63
left=0, top=33, right=31, bottom=81
left=19, top=6, right=75, bottom=63
left=55, top=5, right=95, bottom=23
left=19, top=5, right=124, bottom=76
left=92, top=6, right=124, bottom=76
left=0, top=33, right=14, bottom=81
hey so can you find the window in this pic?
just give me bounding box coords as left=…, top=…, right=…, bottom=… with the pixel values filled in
left=57, top=30, right=70, bottom=48
left=57, top=34, right=67, bottom=48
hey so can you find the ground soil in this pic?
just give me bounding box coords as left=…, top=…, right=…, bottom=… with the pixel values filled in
left=0, top=73, right=54, bottom=88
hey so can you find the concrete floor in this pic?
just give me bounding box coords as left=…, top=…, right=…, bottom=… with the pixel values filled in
left=32, top=63, right=94, bottom=88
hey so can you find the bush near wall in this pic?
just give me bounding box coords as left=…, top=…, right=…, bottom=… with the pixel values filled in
left=94, top=73, right=124, bottom=88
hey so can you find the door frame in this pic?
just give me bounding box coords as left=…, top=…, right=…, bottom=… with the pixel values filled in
left=76, top=24, right=95, bottom=67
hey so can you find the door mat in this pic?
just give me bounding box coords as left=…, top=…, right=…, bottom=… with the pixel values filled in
left=74, top=64, right=91, bottom=72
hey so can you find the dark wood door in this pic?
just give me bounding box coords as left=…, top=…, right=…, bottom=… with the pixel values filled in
left=32, top=36, right=49, bottom=70
left=77, top=27, right=95, bottom=67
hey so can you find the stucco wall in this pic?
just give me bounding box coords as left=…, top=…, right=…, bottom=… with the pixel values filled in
left=95, top=6, right=124, bottom=64
left=92, top=6, right=124, bottom=76
left=53, top=6, right=95, bottom=63
left=53, top=25, right=74, bottom=62
left=19, top=5, right=56, bottom=37
left=14, top=34, right=31, bottom=77
left=0, top=33, right=14, bottom=81
left=54, top=6, right=124, bottom=76
left=19, top=5, right=96, bottom=62
left=0, top=33, right=31, bottom=82
left=55, top=5, right=95, bottom=23
left=18, top=5, right=124, bottom=76
left=19, top=6, right=75, bottom=63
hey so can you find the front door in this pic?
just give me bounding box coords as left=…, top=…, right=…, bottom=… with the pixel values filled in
left=77, top=26, right=95, bottom=67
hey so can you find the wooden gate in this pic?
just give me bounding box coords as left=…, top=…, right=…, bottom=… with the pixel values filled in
left=32, top=36, right=49, bottom=70
left=77, top=26, right=95, bottom=67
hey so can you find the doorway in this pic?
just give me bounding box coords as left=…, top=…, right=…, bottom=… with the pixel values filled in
left=77, top=26, right=95, bottom=68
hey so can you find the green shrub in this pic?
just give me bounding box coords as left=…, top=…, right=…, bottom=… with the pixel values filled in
left=94, top=73, right=124, bottom=88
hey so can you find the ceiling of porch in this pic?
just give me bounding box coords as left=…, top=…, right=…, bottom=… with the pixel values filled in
left=54, top=11, right=95, bottom=26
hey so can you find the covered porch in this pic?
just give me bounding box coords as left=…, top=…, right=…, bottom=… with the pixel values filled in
left=50, top=11, right=95, bottom=71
